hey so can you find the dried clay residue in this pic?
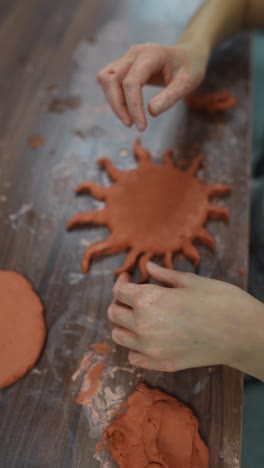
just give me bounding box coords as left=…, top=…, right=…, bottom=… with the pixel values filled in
left=67, top=140, right=230, bottom=282
left=49, top=96, right=81, bottom=113
left=72, top=345, right=128, bottom=437
left=97, top=383, right=209, bottom=468
left=27, top=135, right=44, bottom=149
left=185, top=89, right=236, bottom=113
left=74, top=125, right=106, bottom=140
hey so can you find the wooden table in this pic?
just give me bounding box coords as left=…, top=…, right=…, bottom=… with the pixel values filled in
left=0, top=1, right=250, bottom=467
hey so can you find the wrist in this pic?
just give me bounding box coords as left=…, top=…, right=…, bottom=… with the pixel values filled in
left=228, top=297, right=264, bottom=381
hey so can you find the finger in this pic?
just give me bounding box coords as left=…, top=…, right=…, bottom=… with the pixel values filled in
left=146, top=261, right=192, bottom=287
left=123, top=55, right=162, bottom=131
left=113, top=273, right=138, bottom=308
left=149, top=66, right=194, bottom=116
left=97, top=60, right=133, bottom=127
left=112, top=326, right=142, bottom=352
left=128, top=351, right=175, bottom=371
left=107, top=301, right=136, bottom=332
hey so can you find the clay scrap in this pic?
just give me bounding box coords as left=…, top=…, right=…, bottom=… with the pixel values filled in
left=185, top=89, right=236, bottom=113
left=97, top=383, right=209, bottom=468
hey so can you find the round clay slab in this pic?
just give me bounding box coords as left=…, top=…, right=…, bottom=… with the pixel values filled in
left=0, top=271, right=46, bottom=389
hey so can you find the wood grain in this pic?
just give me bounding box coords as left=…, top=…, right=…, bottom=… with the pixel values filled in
left=0, top=1, right=250, bottom=467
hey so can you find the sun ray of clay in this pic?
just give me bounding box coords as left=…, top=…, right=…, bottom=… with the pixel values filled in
left=75, top=181, right=107, bottom=200
left=67, top=209, right=107, bottom=230
left=208, top=205, right=230, bottom=223
left=207, top=184, right=231, bottom=198
left=183, top=240, right=200, bottom=267
left=82, top=237, right=126, bottom=272
left=187, top=155, right=203, bottom=176
left=133, top=139, right=151, bottom=164
left=97, top=157, right=123, bottom=180
left=114, top=249, right=140, bottom=276
left=139, top=252, right=154, bottom=283
left=164, top=250, right=174, bottom=269
left=196, top=227, right=215, bottom=251
left=163, top=148, right=174, bottom=167
left=67, top=140, right=231, bottom=281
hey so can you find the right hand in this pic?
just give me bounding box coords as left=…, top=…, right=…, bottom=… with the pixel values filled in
left=97, top=40, right=210, bottom=131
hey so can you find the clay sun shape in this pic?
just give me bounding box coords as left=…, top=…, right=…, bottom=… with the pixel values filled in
left=67, top=141, right=230, bottom=282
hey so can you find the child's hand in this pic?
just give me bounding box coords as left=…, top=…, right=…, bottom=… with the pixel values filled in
left=108, top=262, right=264, bottom=379
left=97, top=41, right=210, bottom=131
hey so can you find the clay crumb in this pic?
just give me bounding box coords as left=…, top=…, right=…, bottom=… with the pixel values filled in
left=27, top=135, right=44, bottom=149
left=49, top=96, right=81, bottom=113
left=238, top=267, right=247, bottom=277
left=90, top=342, right=110, bottom=355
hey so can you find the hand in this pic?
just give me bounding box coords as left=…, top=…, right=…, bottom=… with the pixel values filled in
left=97, top=41, right=210, bottom=131
left=108, top=262, right=264, bottom=378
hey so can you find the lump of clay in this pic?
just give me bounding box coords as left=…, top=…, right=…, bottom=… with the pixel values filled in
left=185, top=89, right=236, bottom=113
left=67, top=140, right=230, bottom=282
left=0, top=271, right=46, bottom=389
left=98, top=383, right=209, bottom=468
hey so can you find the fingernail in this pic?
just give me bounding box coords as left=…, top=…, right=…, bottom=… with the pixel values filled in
left=149, top=101, right=161, bottom=116
left=123, top=118, right=132, bottom=127
left=147, top=261, right=157, bottom=269
left=136, top=121, right=145, bottom=132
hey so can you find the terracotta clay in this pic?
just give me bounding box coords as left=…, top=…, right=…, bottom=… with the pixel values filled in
left=0, top=271, right=46, bottom=389
left=185, top=89, right=236, bottom=113
left=67, top=140, right=230, bottom=282
left=97, top=383, right=209, bottom=468
left=90, top=342, right=110, bottom=355
left=27, top=135, right=44, bottom=149
left=75, top=361, right=105, bottom=405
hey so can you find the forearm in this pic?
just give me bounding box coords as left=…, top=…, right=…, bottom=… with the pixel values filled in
left=179, top=0, right=264, bottom=51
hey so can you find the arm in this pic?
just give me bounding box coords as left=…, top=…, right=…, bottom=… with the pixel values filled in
left=109, top=264, right=264, bottom=381
left=97, top=0, right=264, bottom=131
left=180, top=0, right=264, bottom=49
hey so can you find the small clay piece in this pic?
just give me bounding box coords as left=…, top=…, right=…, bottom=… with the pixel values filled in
left=0, top=271, right=46, bottom=389
left=90, top=342, right=110, bottom=355
left=67, top=141, right=230, bottom=282
left=75, top=360, right=105, bottom=405
left=49, top=96, right=81, bottom=113
left=186, top=89, right=236, bottom=113
left=238, top=267, right=247, bottom=277
left=27, top=135, right=44, bottom=149
left=97, top=383, right=209, bottom=468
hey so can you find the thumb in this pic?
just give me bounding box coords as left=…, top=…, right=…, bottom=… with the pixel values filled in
left=147, top=262, right=192, bottom=288
left=148, top=66, right=195, bottom=116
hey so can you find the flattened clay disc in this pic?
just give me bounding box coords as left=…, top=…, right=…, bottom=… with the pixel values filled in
left=0, top=271, right=46, bottom=389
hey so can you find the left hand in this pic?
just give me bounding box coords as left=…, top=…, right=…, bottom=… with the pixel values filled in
left=108, top=262, right=263, bottom=374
